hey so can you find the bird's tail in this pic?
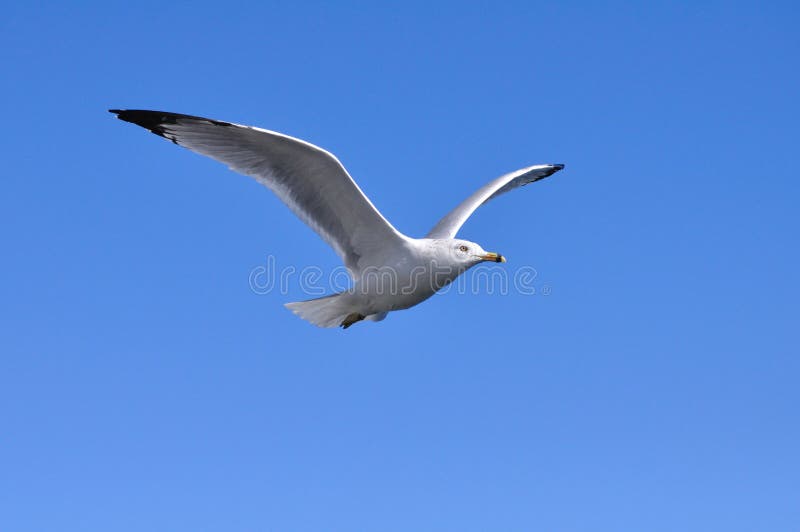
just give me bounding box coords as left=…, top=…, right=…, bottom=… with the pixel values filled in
left=284, top=292, right=354, bottom=328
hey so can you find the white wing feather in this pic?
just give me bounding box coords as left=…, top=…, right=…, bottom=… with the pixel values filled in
left=426, top=163, right=564, bottom=239
left=111, top=110, right=406, bottom=277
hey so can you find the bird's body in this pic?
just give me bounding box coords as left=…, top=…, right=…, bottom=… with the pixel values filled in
left=111, top=109, right=563, bottom=328
left=291, top=237, right=490, bottom=328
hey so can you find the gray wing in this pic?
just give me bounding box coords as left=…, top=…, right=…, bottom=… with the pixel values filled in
left=111, top=110, right=406, bottom=277
left=426, top=163, right=564, bottom=239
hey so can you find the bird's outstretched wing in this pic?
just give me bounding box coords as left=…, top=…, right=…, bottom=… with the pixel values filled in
left=426, top=164, right=564, bottom=239
left=110, top=110, right=405, bottom=277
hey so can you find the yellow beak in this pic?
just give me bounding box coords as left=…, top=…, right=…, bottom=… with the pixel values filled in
left=481, top=252, right=506, bottom=263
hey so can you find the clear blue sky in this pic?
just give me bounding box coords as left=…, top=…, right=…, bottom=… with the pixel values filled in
left=2, top=2, right=798, bottom=531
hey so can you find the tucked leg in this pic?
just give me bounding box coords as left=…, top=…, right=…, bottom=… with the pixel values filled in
left=340, top=313, right=366, bottom=329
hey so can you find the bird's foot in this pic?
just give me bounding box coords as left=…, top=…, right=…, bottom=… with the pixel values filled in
left=340, top=313, right=365, bottom=329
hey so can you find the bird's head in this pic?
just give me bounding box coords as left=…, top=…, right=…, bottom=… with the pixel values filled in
left=446, top=239, right=506, bottom=267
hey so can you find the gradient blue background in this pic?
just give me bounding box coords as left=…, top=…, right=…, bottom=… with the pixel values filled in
left=2, top=2, right=798, bottom=531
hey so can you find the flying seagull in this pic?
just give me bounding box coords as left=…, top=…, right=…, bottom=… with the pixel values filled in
left=110, top=110, right=564, bottom=328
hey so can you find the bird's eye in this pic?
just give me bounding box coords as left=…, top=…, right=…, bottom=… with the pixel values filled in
left=459, top=245, right=469, bottom=253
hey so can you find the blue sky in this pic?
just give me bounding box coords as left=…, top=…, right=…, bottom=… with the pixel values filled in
left=2, top=2, right=798, bottom=531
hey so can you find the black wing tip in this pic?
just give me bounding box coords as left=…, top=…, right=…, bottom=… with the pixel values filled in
left=109, top=109, right=233, bottom=128
left=108, top=109, right=177, bottom=142
left=541, top=163, right=565, bottom=178
left=109, top=109, right=234, bottom=145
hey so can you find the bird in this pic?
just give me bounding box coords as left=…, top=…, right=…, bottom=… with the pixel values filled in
left=110, top=109, right=564, bottom=329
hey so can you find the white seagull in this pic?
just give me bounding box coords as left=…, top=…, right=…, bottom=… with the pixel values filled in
left=111, top=110, right=564, bottom=329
